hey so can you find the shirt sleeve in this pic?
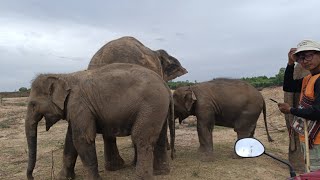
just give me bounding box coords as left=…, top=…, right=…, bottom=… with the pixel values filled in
left=283, top=64, right=303, bottom=92
left=290, top=78, right=320, bottom=121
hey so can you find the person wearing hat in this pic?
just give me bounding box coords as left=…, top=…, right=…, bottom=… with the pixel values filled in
left=278, top=39, right=320, bottom=172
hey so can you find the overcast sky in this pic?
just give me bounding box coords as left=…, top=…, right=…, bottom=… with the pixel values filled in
left=1, top=0, right=320, bottom=91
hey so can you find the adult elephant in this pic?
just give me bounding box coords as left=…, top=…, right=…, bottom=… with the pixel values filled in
left=88, top=36, right=188, bottom=81
left=26, top=63, right=175, bottom=180
left=85, top=36, right=185, bottom=171
left=172, top=79, right=273, bottom=161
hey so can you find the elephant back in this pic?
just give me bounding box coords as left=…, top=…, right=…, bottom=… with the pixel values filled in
left=88, top=36, right=163, bottom=77
left=199, top=78, right=264, bottom=108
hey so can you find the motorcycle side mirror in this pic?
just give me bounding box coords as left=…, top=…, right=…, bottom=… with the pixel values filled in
left=234, top=138, right=296, bottom=178
left=235, top=138, right=265, bottom=158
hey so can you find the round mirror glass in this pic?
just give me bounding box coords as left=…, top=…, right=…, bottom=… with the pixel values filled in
left=234, top=138, right=265, bottom=158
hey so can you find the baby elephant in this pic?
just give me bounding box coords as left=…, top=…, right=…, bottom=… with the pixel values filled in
left=173, top=78, right=273, bottom=161
left=25, top=63, right=174, bottom=180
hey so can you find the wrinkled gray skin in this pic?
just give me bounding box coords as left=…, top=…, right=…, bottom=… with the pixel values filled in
left=173, top=79, right=273, bottom=161
left=26, top=63, right=175, bottom=180
left=88, top=36, right=188, bottom=81
left=87, top=36, right=185, bottom=171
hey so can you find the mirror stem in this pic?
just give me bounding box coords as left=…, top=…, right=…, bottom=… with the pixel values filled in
left=264, top=152, right=296, bottom=177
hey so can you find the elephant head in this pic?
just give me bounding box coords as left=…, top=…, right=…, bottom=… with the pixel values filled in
left=173, top=86, right=197, bottom=123
left=156, top=49, right=188, bottom=81
left=25, top=75, right=70, bottom=179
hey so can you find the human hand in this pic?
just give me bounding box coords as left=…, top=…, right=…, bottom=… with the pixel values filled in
left=278, top=103, right=291, bottom=114
left=288, top=48, right=297, bottom=65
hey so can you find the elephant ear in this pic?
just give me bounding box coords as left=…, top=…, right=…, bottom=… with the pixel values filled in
left=184, top=90, right=197, bottom=112
left=47, top=76, right=71, bottom=111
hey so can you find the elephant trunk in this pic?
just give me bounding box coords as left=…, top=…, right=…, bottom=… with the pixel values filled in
left=25, top=106, right=42, bottom=180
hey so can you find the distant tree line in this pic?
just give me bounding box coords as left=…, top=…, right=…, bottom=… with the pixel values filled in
left=8, top=68, right=285, bottom=95
left=167, top=80, right=197, bottom=90
left=241, top=68, right=285, bottom=88
left=167, top=68, right=285, bottom=89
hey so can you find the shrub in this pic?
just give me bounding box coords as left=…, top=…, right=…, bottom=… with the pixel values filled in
left=18, top=87, right=29, bottom=92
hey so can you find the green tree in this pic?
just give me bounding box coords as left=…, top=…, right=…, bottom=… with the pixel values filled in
left=19, top=87, right=28, bottom=92
left=274, top=68, right=285, bottom=86
left=241, top=67, right=285, bottom=88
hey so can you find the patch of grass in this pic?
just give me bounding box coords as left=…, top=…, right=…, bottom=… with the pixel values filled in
left=15, top=102, right=27, bottom=106
left=191, top=170, right=200, bottom=177
left=191, top=162, right=201, bottom=178
left=0, top=113, right=19, bottom=129
left=0, top=117, right=16, bottom=128
left=0, top=122, right=10, bottom=128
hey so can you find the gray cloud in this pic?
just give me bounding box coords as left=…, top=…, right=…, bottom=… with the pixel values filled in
left=1, top=0, right=320, bottom=91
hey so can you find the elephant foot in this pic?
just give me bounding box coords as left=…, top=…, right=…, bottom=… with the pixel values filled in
left=200, top=152, right=214, bottom=162
left=105, top=159, right=125, bottom=171
left=57, top=169, right=75, bottom=180
left=153, top=162, right=170, bottom=175
left=197, top=146, right=209, bottom=153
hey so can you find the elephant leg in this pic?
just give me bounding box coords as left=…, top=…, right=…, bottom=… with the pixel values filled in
left=233, top=114, right=258, bottom=159
left=73, top=137, right=101, bottom=180
left=153, top=121, right=170, bottom=175
left=132, top=144, right=137, bottom=166
left=133, top=131, right=169, bottom=167
left=231, top=130, right=255, bottom=159
left=196, top=112, right=215, bottom=161
left=134, top=143, right=154, bottom=180
left=103, top=135, right=125, bottom=171
left=58, top=124, right=77, bottom=180
left=70, top=112, right=101, bottom=180
left=131, top=112, right=166, bottom=180
left=234, top=116, right=258, bottom=140
left=249, top=126, right=256, bottom=138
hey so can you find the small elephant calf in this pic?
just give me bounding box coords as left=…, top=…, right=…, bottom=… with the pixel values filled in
left=173, top=78, right=273, bottom=161
left=25, top=63, right=174, bottom=180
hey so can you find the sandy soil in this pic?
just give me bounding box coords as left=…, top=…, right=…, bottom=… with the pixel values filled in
left=0, top=87, right=294, bottom=179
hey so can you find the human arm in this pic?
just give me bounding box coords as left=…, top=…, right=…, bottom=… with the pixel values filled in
left=283, top=64, right=303, bottom=92
left=283, top=48, right=303, bottom=92
left=290, top=78, right=320, bottom=121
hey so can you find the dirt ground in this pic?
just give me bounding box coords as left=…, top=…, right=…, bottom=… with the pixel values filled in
left=0, top=86, right=294, bottom=180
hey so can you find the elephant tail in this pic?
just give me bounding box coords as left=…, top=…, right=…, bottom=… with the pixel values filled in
left=263, top=98, right=274, bottom=142
left=168, top=93, right=176, bottom=159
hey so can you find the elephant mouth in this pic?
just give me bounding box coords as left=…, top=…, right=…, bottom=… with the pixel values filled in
left=166, top=68, right=188, bottom=81
left=44, top=115, right=62, bottom=131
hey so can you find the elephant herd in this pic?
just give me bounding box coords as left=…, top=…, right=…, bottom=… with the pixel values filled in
left=25, top=36, right=273, bottom=180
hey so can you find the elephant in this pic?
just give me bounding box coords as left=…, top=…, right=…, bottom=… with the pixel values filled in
left=85, top=36, right=186, bottom=171
left=88, top=36, right=188, bottom=81
left=172, top=78, right=273, bottom=161
left=25, top=63, right=175, bottom=180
